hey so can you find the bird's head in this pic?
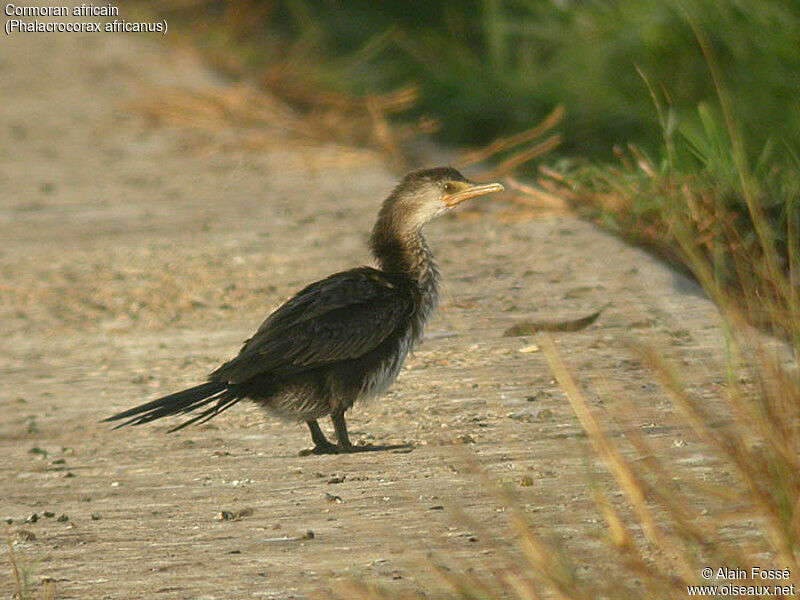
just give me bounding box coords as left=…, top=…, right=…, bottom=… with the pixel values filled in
left=379, top=167, right=504, bottom=234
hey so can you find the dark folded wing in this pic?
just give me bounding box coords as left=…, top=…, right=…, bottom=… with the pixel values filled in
left=212, top=267, right=413, bottom=383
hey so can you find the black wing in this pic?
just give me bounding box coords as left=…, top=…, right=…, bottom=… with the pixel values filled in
left=212, top=267, right=414, bottom=384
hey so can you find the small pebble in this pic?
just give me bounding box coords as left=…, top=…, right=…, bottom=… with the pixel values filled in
left=25, top=513, right=38, bottom=524
left=43, top=511, right=55, bottom=518
left=56, top=515, right=69, bottom=522
left=217, top=508, right=253, bottom=521
left=519, top=344, right=540, bottom=353
left=325, top=493, right=342, bottom=504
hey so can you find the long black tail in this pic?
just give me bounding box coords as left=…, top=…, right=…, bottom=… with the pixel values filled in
left=104, top=381, right=242, bottom=432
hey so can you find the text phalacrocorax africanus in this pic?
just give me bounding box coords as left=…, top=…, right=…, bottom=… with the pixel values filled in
left=104, top=167, right=504, bottom=454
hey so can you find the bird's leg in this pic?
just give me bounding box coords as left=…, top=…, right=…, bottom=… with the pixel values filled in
left=304, top=420, right=338, bottom=455
left=331, top=411, right=413, bottom=453
left=331, top=411, right=355, bottom=453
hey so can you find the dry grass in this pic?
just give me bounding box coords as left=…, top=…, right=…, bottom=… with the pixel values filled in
left=6, top=528, right=55, bottom=600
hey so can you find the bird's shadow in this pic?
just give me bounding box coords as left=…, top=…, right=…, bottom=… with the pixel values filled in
left=298, top=442, right=413, bottom=456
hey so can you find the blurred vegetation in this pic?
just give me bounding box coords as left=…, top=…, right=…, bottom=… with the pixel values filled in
left=159, top=0, right=800, bottom=160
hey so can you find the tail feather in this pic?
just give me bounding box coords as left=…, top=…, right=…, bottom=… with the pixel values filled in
left=104, top=381, right=240, bottom=430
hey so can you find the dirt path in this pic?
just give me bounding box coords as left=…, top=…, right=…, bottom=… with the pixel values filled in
left=2, top=12, right=732, bottom=600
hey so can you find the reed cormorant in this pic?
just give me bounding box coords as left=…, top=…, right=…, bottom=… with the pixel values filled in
left=104, top=167, right=503, bottom=454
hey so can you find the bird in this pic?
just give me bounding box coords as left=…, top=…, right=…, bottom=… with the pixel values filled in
left=104, top=167, right=504, bottom=454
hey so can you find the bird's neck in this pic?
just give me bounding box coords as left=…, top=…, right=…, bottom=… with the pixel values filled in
left=370, top=223, right=440, bottom=298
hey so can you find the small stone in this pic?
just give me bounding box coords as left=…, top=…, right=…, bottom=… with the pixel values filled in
left=56, top=515, right=69, bottom=522
left=39, top=181, right=55, bottom=194
left=302, top=530, right=315, bottom=540
left=217, top=508, right=253, bottom=521
left=327, top=475, right=345, bottom=484
left=527, top=391, right=547, bottom=402
left=325, top=493, right=342, bottom=504
left=519, top=344, right=540, bottom=353
left=25, top=513, right=38, bottom=524
left=430, top=505, right=445, bottom=511
left=91, top=514, right=101, bottom=521
left=43, top=511, right=55, bottom=518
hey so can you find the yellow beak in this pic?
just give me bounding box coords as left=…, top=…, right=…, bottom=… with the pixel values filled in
left=443, top=182, right=505, bottom=207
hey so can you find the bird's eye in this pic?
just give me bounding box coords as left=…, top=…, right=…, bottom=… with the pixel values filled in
left=442, top=183, right=456, bottom=194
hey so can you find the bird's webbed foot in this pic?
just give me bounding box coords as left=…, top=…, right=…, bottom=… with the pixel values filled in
left=298, top=416, right=413, bottom=456
left=299, top=419, right=340, bottom=456
left=332, top=412, right=413, bottom=453
left=337, top=442, right=413, bottom=453
left=298, top=440, right=340, bottom=456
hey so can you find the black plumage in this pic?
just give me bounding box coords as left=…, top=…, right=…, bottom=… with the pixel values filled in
left=105, top=167, right=503, bottom=454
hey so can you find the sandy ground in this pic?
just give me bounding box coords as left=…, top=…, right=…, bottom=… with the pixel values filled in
left=0, top=10, right=747, bottom=600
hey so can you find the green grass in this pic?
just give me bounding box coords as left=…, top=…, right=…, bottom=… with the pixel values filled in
left=163, top=0, right=800, bottom=160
